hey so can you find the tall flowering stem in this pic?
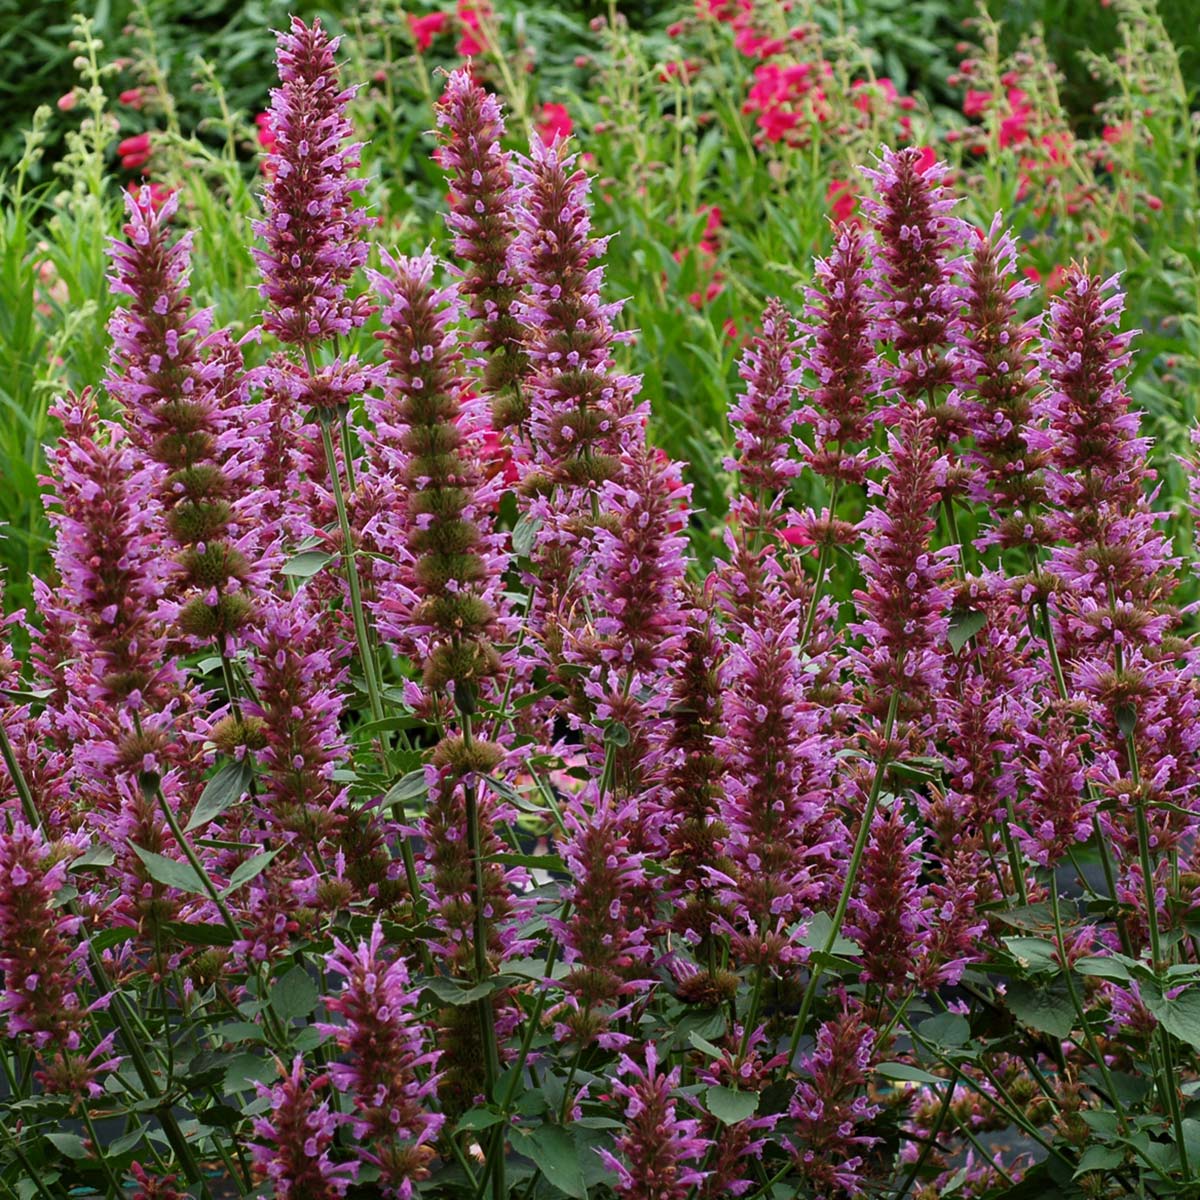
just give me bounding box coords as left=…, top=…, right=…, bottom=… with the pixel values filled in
left=254, top=16, right=383, bottom=725
left=436, top=68, right=527, bottom=428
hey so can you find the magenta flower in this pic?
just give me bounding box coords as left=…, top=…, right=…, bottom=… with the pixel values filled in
left=435, top=68, right=527, bottom=418
left=320, top=923, right=443, bottom=1195
left=251, top=1056, right=356, bottom=1198
left=788, top=996, right=881, bottom=1198
left=849, top=404, right=955, bottom=739
left=253, top=16, right=370, bottom=345
left=861, top=146, right=967, bottom=430
left=597, top=1042, right=713, bottom=1199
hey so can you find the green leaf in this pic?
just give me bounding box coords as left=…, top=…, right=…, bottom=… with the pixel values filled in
left=1006, top=980, right=1075, bottom=1039
left=947, top=607, right=987, bottom=653
left=1003, top=936, right=1060, bottom=974
left=46, top=1132, right=89, bottom=1160
left=70, top=844, right=115, bottom=870
left=875, top=1062, right=945, bottom=1085
left=272, top=966, right=319, bottom=1024
left=1073, top=1145, right=1125, bottom=1177
left=688, top=1031, right=723, bottom=1059
left=223, top=1051, right=275, bottom=1094
left=520, top=1124, right=587, bottom=1199
left=419, top=976, right=510, bottom=1006
left=163, top=920, right=237, bottom=947
left=1075, top=956, right=1132, bottom=982
left=1143, top=983, right=1200, bottom=1051
left=186, top=759, right=252, bottom=832
left=130, top=844, right=207, bottom=895
left=382, top=770, right=427, bottom=812
left=917, top=1012, right=970, bottom=1048
left=512, top=514, right=539, bottom=558
left=603, top=721, right=630, bottom=748
left=455, top=1108, right=505, bottom=1133
left=705, top=1085, right=759, bottom=1125
left=1114, top=701, right=1138, bottom=738
left=223, top=848, right=282, bottom=895
left=282, top=549, right=333, bottom=578
left=800, top=912, right=861, bottom=957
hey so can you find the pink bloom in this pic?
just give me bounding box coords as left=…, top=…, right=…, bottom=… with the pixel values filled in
left=537, top=101, right=573, bottom=144
left=409, top=11, right=448, bottom=51
left=117, top=132, right=152, bottom=170
left=118, top=88, right=145, bottom=109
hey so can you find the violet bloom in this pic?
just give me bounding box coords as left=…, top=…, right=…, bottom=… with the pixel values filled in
left=512, top=135, right=645, bottom=491
left=320, top=923, right=443, bottom=1196
left=597, top=1042, right=713, bottom=1200
left=254, top=16, right=370, bottom=346
left=861, top=146, right=967, bottom=441
left=251, top=1056, right=356, bottom=1199
left=849, top=404, right=956, bottom=742
left=797, top=221, right=877, bottom=492
left=107, top=187, right=268, bottom=644
left=436, top=68, right=527, bottom=421
left=725, top=296, right=802, bottom=532
left=716, top=607, right=831, bottom=968
left=550, top=790, right=657, bottom=1048
left=366, top=249, right=507, bottom=706
left=1011, top=707, right=1094, bottom=869
left=40, top=394, right=179, bottom=715
left=788, top=996, right=881, bottom=1198
left=953, top=215, right=1046, bottom=548
left=241, top=589, right=350, bottom=848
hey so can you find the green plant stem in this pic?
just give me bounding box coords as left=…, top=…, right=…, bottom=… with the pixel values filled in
left=0, top=722, right=213, bottom=1195
left=800, top=480, right=839, bottom=651
left=1048, top=880, right=1124, bottom=1120
left=787, top=690, right=900, bottom=1065
left=894, top=1074, right=956, bottom=1200
left=461, top=713, right=504, bottom=1200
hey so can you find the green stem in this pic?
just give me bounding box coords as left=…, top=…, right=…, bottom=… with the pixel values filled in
left=800, top=480, right=839, bottom=651
left=787, top=690, right=900, bottom=1065
left=0, top=723, right=212, bottom=1194
left=894, top=1074, right=956, bottom=1200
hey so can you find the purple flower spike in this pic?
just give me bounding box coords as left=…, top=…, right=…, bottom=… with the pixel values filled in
left=254, top=16, right=370, bottom=346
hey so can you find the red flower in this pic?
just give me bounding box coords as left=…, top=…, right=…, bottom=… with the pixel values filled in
left=117, top=132, right=152, bottom=171
left=409, top=11, right=448, bottom=52
left=536, top=102, right=573, bottom=145
left=962, top=88, right=991, bottom=118
left=851, top=76, right=897, bottom=113
left=913, top=145, right=936, bottom=174
left=57, top=91, right=77, bottom=112
left=827, top=178, right=857, bottom=223
left=118, top=88, right=145, bottom=109
left=779, top=524, right=814, bottom=548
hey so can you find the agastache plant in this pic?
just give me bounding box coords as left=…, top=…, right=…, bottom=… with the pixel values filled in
left=7, top=23, right=1200, bottom=1199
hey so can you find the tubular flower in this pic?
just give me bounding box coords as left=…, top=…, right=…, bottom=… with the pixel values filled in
left=367, top=249, right=506, bottom=704
left=550, top=791, right=657, bottom=1048
left=797, top=222, right=877, bottom=489
left=242, top=590, right=350, bottom=848
left=849, top=404, right=955, bottom=741
left=40, top=394, right=179, bottom=716
left=320, top=923, right=444, bottom=1196
left=788, top=996, right=881, bottom=1199
left=953, top=215, right=1047, bottom=546
left=657, top=600, right=733, bottom=954
left=0, top=822, right=117, bottom=1101
left=253, top=16, right=370, bottom=346
left=107, top=188, right=266, bottom=644
left=251, top=1056, right=356, bottom=1198
left=725, top=296, right=802, bottom=531
left=435, top=68, right=527, bottom=422
left=716, top=603, right=833, bottom=967
left=598, top=1042, right=713, bottom=1200
left=861, top=146, right=967, bottom=442
left=512, top=135, right=645, bottom=494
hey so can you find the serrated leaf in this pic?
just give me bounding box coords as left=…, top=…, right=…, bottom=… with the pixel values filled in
left=272, top=966, right=319, bottom=1024
left=223, top=848, right=282, bottom=895
left=1143, top=983, right=1200, bottom=1051
left=800, top=912, right=861, bottom=957
left=282, top=549, right=332, bottom=578
left=520, top=1124, right=587, bottom=1198
left=382, top=770, right=428, bottom=812
left=947, top=607, right=987, bottom=653
left=71, top=844, right=115, bottom=869
left=1006, top=980, right=1075, bottom=1039
left=705, top=1085, right=759, bottom=1125
left=130, top=844, right=207, bottom=895
left=512, top=514, right=539, bottom=558
left=1073, top=1145, right=1125, bottom=1177
left=186, top=758, right=252, bottom=832
left=419, top=975, right=511, bottom=1006
left=223, top=1051, right=275, bottom=1094
left=918, top=1012, right=970, bottom=1048
left=455, top=1108, right=505, bottom=1133
left=1003, top=936, right=1060, bottom=974
left=875, top=1062, right=944, bottom=1085
left=46, top=1131, right=90, bottom=1160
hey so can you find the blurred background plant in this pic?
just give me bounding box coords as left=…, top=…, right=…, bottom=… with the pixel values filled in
left=1, top=0, right=1199, bottom=610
